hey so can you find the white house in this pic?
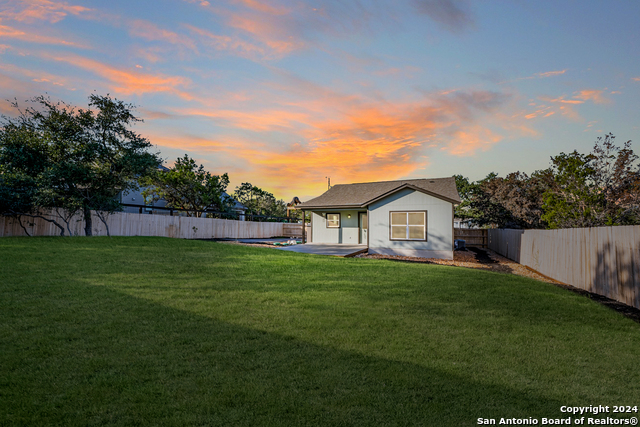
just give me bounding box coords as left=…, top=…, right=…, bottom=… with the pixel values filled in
left=297, top=178, right=461, bottom=260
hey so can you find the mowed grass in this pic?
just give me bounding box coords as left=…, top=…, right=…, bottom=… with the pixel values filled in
left=1, top=237, right=639, bottom=426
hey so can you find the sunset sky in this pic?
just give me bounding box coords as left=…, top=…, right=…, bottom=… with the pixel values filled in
left=1, top=0, right=639, bottom=200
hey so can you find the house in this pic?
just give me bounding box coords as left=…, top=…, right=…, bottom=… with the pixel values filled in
left=117, top=164, right=248, bottom=218
left=296, top=177, right=461, bottom=260
left=120, top=189, right=247, bottom=218
left=453, top=218, right=478, bottom=229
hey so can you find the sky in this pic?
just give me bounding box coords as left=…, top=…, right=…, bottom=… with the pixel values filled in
left=1, top=0, right=639, bottom=201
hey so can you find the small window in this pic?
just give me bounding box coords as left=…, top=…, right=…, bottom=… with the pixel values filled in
left=326, top=213, right=340, bottom=228
left=389, top=211, right=426, bottom=240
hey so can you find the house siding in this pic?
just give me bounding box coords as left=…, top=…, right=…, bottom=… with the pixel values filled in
left=310, top=210, right=361, bottom=244
left=368, top=188, right=453, bottom=260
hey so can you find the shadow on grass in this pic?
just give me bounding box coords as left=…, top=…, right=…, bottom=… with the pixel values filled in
left=1, top=278, right=566, bottom=427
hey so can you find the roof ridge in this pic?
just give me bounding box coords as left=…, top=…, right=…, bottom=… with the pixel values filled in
left=330, top=177, right=451, bottom=187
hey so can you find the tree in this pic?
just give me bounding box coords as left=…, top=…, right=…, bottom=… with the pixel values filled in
left=541, top=134, right=639, bottom=228
left=0, top=94, right=160, bottom=236
left=232, top=183, right=286, bottom=220
left=541, top=151, right=604, bottom=228
left=479, top=170, right=552, bottom=229
left=589, top=133, right=640, bottom=224
left=453, top=175, right=481, bottom=226
left=142, top=155, right=231, bottom=217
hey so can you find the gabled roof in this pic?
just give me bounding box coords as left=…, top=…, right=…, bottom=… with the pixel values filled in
left=222, top=192, right=247, bottom=211
left=297, top=177, right=461, bottom=209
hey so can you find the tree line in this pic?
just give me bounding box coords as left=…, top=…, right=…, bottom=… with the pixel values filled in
left=455, top=133, right=640, bottom=229
left=139, top=154, right=291, bottom=220
left=0, top=94, right=295, bottom=237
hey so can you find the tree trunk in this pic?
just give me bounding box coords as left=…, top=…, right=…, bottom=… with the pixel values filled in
left=95, top=211, right=111, bottom=238
left=83, top=205, right=93, bottom=236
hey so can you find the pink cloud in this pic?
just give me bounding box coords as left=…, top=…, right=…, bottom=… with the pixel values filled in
left=573, top=89, right=609, bottom=104
left=184, top=24, right=268, bottom=59
left=234, top=0, right=291, bottom=15
left=44, top=53, right=193, bottom=98
left=0, top=0, right=90, bottom=24
left=157, top=82, right=520, bottom=196
left=505, top=69, right=568, bottom=84
left=536, top=69, right=567, bottom=78
left=0, top=24, right=88, bottom=47
left=129, top=20, right=198, bottom=53
left=539, top=96, right=584, bottom=105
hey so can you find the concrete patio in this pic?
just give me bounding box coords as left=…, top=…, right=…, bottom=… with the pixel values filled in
left=275, top=243, right=367, bottom=257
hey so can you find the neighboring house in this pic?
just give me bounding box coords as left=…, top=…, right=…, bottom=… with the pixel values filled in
left=297, top=178, right=461, bottom=260
left=453, top=218, right=478, bottom=229
left=120, top=189, right=247, bottom=218
left=118, top=166, right=247, bottom=218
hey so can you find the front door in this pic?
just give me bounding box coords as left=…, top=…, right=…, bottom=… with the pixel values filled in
left=359, top=212, right=368, bottom=244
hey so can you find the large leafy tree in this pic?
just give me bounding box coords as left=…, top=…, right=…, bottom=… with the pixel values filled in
left=233, top=182, right=286, bottom=219
left=542, top=134, right=640, bottom=228
left=478, top=170, right=552, bottom=229
left=456, top=134, right=639, bottom=230
left=0, top=94, right=160, bottom=236
left=141, top=155, right=231, bottom=217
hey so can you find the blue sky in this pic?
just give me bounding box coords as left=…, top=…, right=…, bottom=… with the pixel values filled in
left=1, top=0, right=639, bottom=200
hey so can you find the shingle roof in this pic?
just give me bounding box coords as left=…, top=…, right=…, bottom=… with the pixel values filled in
left=297, top=177, right=461, bottom=209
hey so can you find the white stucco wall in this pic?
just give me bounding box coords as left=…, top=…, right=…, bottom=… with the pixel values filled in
left=368, top=189, right=453, bottom=259
left=310, top=210, right=362, bottom=244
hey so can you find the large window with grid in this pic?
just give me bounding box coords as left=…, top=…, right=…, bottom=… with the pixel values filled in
left=390, top=211, right=427, bottom=241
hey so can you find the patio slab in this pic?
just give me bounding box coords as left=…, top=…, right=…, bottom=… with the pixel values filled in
left=275, top=243, right=367, bottom=257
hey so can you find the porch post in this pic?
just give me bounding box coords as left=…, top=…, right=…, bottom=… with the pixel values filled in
left=302, top=210, right=306, bottom=244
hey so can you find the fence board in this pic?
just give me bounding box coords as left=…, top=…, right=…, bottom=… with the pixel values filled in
left=0, top=210, right=285, bottom=240
left=454, top=228, right=488, bottom=247
left=489, top=226, right=640, bottom=310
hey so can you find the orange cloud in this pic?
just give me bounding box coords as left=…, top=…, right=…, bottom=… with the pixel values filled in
left=235, top=0, right=291, bottom=15
left=538, top=96, right=583, bottom=105
left=0, top=24, right=87, bottom=47
left=525, top=106, right=554, bottom=119
left=45, top=53, right=193, bottom=98
left=180, top=107, right=311, bottom=131
left=0, top=0, right=90, bottom=23
left=159, top=87, right=514, bottom=197
left=632, top=77, right=640, bottom=82
left=531, top=88, right=610, bottom=121
left=573, top=89, right=609, bottom=104
left=445, top=127, right=503, bottom=156
left=226, top=12, right=304, bottom=55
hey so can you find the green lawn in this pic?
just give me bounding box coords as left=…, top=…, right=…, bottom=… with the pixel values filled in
left=1, top=237, right=639, bottom=426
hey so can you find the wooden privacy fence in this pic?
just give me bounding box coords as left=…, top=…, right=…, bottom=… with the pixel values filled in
left=489, top=226, right=640, bottom=310
left=454, top=228, right=488, bottom=247
left=283, top=223, right=311, bottom=239
left=0, top=210, right=288, bottom=240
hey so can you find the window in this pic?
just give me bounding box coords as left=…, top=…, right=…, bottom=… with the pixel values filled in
left=390, top=211, right=426, bottom=240
left=326, top=213, right=340, bottom=228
